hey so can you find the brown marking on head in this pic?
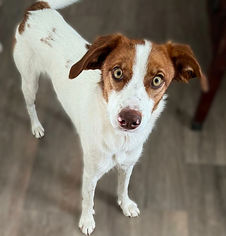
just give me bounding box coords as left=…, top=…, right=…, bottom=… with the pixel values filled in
left=12, top=37, right=17, bottom=52
left=69, top=34, right=123, bottom=79
left=101, top=38, right=145, bottom=101
left=69, top=34, right=144, bottom=100
left=19, top=1, right=50, bottom=34
left=144, top=42, right=207, bottom=112
left=27, top=23, right=31, bottom=28
left=52, top=27, right=56, bottom=33
left=144, top=43, right=174, bottom=112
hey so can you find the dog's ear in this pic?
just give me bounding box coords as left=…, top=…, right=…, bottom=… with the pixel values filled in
left=166, top=42, right=208, bottom=92
left=69, top=34, right=122, bottom=79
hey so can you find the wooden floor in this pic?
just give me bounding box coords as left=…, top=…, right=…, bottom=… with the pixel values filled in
left=0, top=0, right=226, bottom=235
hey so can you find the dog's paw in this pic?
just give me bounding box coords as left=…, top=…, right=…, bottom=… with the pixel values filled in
left=32, top=125, right=45, bottom=139
left=79, top=214, right=95, bottom=235
left=118, top=199, right=140, bottom=218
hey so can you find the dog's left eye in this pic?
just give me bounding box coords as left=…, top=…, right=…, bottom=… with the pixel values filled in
left=112, top=67, right=123, bottom=80
left=151, top=75, right=164, bottom=88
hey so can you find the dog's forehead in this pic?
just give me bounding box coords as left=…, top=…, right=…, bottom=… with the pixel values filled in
left=121, top=40, right=174, bottom=86
left=131, top=40, right=152, bottom=84
left=114, top=39, right=172, bottom=81
left=114, top=40, right=154, bottom=89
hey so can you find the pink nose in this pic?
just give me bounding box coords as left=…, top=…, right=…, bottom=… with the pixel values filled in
left=118, top=109, right=142, bottom=130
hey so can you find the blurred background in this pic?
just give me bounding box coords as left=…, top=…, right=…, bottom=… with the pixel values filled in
left=0, top=0, right=226, bottom=235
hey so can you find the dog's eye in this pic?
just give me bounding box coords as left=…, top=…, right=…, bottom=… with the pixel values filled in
left=112, top=67, right=123, bottom=80
left=151, top=75, right=164, bottom=88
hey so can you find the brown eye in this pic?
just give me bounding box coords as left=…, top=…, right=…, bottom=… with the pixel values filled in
left=112, top=67, right=123, bottom=80
left=151, top=75, right=163, bottom=88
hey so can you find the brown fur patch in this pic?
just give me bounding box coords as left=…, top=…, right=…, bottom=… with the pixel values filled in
left=144, top=42, right=206, bottom=112
left=101, top=38, right=145, bottom=101
left=69, top=34, right=145, bottom=101
left=144, top=43, right=175, bottom=112
left=69, top=34, right=123, bottom=79
left=19, top=1, right=50, bottom=34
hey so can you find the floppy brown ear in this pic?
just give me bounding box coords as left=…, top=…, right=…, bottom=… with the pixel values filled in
left=166, top=42, right=208, bottom=92
left=69, top=34, right=122, bottom=79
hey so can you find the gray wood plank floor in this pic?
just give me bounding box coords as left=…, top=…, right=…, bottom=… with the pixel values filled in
left=0, top=0, right=226, bottom=235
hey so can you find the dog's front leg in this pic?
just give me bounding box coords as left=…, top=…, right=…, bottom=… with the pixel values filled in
left=79, top=154, right=112, bottom=235
left=117, top=148, right=142, bottom=218
left=117, top=165, right=140, bottom=217
left=79, top=169, right=99, bottom=235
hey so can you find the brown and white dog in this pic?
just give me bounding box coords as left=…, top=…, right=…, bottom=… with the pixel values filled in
left=14, top=0, right=208, bottom=235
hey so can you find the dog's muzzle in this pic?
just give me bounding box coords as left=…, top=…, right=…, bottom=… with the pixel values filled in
left=118, top=109, right=142, bottom=130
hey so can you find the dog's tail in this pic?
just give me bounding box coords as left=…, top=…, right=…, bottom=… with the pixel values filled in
left=38, top=0, right=80, bottom=10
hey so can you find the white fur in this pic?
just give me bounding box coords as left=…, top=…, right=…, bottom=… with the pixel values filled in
left=37, top=0, right=80, bottom=9
left=13, top=1, right=166, bottom=235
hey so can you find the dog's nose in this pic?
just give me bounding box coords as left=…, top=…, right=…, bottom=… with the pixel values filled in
left=118, top=109, right=142, bottom=130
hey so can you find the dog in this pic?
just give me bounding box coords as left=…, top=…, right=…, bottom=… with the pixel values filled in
left=13, top=0, right=208, bottom=234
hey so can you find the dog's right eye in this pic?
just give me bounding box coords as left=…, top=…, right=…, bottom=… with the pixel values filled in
left=112, top=67, right=123, bottom=81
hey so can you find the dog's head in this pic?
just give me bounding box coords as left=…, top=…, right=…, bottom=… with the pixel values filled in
left=69, top=34, right=208, bottom=132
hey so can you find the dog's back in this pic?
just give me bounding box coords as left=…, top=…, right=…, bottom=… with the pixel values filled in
left=14, top=0, right=87, bottom=79
left=13, top=0, right=103, bottom=138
